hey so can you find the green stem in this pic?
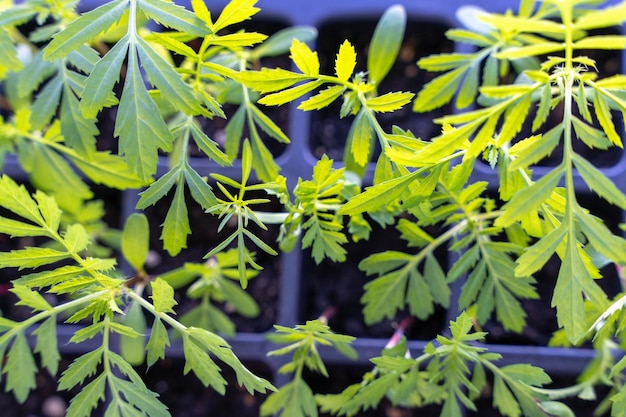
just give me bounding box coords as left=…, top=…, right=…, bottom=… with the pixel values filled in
left=0, top=289, right=110, bottom=344
left=127, top=290, right=188, bottom=334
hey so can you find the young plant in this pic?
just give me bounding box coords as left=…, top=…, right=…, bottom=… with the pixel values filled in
left=1, top=0, right=626, bottom=416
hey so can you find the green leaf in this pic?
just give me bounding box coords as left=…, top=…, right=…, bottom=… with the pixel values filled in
left=347, top=109, right=373, bottom=167
left=70, top=150, right=147, bottom=190
left=571, top=117, right=610, bottom=150
left=136, top=36, right=202, bottom=115
left=137, top=0, right=207, bottom=36
left=44, top=0, right=129, bottom=60
left=249, top=104, right=290, bottom=143
left=515, top=226, right=566, bottom=277
left=366, top=91, right=414, bottom=113
left=575, top=2, right=626, bottom=30
left=497, top=94, right=532, bottom=146
left=368, top=5, right=406, bottom=85
left=0, top=175, right=45, bottom=225
left=576, top=208, right=626, bottom=265
left=189, top=122, right=231, bottom=166
left=456, top=61, right=480, bottom=109
left=30, top=74, right=63, bottom=130
left=182, top=336, right=226, bottom=393
left=65, top=373, right=106, bottom=417
left=553, top=236, right=606, bottom=343
left=213, top=0, right=260, bottom=32
left=0, top=29, right=22, bottom=78
left=183, top=165, right=218, bottom=209
left=33, top=316, right=60, bottom=376
left=60, top=82, right=99, bottom=155
left=0, top=4, right=37, bottom=27
left=0, top=246, right=69, bottom=270
left=340, top=170, right=420, bottom=215
left=119, top=300, right=147, bottom=366
left=146, top=317, right=169, bottom=367
left=3, top=332, right=37, bottom=403
left=161, top=182, right=191, bottom=256
left=136, top=166, right=180, bottom=209
left=496, top=42, right=564, bottom=60
left=593, top=89, right=622, bottom=147
left=150, top=278, right=178, bottom=314
left=509, top=126, right=562, bottom=171
left=335, top=40, right=357, bottom=82
left=122, top=213, right=149, bottom=271
left=115, top=48, right=173, bottom=181
left=261, top=379, right=317, bottom=417
left=413, top=66, right=465, bottom=112
left=80, top=37, right=129, bottom=118
left=64, top=223, right=90, bottom=254
left=574, top=35, right=626, bottom=50
left=495, top=167, right=563, bottom=228
left=10, top=284, right=52, bottom=311
left=297, top=85, right=344, bottom=111
left=290, top=39, right=319, bottom=76
left=573, top=153, right=626, bottom=209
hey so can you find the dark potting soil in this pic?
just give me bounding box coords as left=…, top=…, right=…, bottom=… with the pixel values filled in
left=308, top=17, right=454, bottom=162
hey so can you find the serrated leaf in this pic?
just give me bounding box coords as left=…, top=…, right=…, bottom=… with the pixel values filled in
left=0, top=217, right=47, bottom=238
left=0, top=246, right=69, bottom=270
left=418, top=52, right=471, bottom=71
left=340, top=170, right=420, bottom=215
left=30, top=74, right=63, bottom=130
left=496, top=168, right=563, bottom=228
left=368, top=5, right=406, bottom=85
left=456, top=61, right=480, bottom=109
left=69, top=150, right=147, bottom=190
left=554, top=236, right=606, bottom=343
left=44, top=0, right=128, bottom=60
left=532, top=83, right=553, bottom=131
left=573, top=153, right=626, bottom=209
left=576, top=207, right=626, bottom=265
left=161, top=182, right=191, bottom=256
left=122, top=213, right=149, bottom=270
left=183, top=165, right=218, bottom=209
left=4, top=332, right=37, bottom=403
left=571, top=117, right=610, bottom=150
left=516, top=225, right=566, bottom=277
left=11, top=284, right=52, bottom=311
left=575, top=3, right=626, bottom=30
left=182, top=336, right=226, bottom=392
left=290, top=39, right=319, bottom=76
left=414, top=66, right=465, bottom=112
left=297, top=84, right=344, bottom=111
left=136, top=36, right=202, bottom=115
left=33, top=316, right=60, bottom=376
left=213, top=0, right=260, bottom=32
left=367, top=91, right=414, bottom=113
left=496, top=42, right=564, bottom=60
left=594, top=89, right=623, bottom=147
left=335, top=40, right=356, bottom=82
left=189, top=122, right=231, bottom=166
left=509, top=126, right=562, bottom=171
left=61, top=84, right=99, bottom=155
left=136, top=166, right=180, bottom=209
left=347, top=110, right=373, bottom=167
left=65, top=373, right=106, bottom=417
left=146, top=317, right=169, bottom=367
left=574, top=35, right=626, bottom=50
left=236, top=67, right=306, bottom=93
left=261, top=379, right=317, bottom=417
left=151, top=277, right=177, bottom=314
left=137, top=0, right=207, bottom=36
left=497, top=94, right=532, bottom=146
left=0, top=175, right=45, bottom=224
left=249, top=104, right=290, bottom=143
left=80, top=37, right=129, bottom=118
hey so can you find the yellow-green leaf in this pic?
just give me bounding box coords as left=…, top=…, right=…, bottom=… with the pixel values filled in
left=335, top=40, right=356, bottom=82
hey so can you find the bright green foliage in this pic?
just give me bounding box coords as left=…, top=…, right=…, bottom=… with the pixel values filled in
left=161, top=249, right=260, bottom=337
left=261, top=320, right=357, bottom=417
left=2, top=0, right=626, bottom=415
